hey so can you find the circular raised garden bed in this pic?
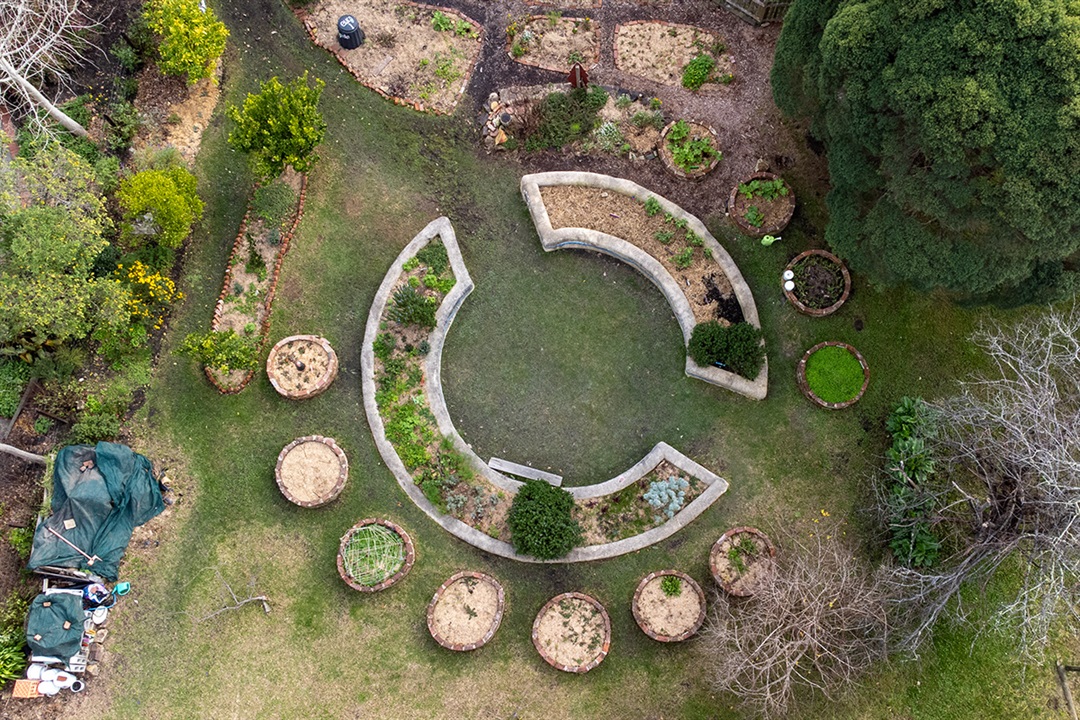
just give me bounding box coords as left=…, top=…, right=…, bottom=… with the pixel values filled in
left=783, top=250, right=851, bottom=317
left=266, top=335, right=339, bottom=399
left=631, top=570, right=706, bottom=642
left=275, top=435, right=348, bottom=508
left=659, top=120, right=721, bottom=180
left=796, top=341, right=870, bottom=410
left=337, top=519, right=415, bottom=592
left=427, top=571, right=505, bottom=651
left=532, top=592, right=611, bottom=673
left=728, top=172, right=796, bottom=237
left=710, top=526, right=777, bottom=597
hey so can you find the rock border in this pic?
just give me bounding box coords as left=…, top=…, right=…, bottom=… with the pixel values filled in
left=520, top=171, right=767, bottom=400
left=709, top=526, right=777, bottom=597
left=631, top=570, right=706, bottom=642
left=782, top=249, right=851, bottom=317
left=266, top=335, right=340, bottom=399
left=658, top=120, right=721, bottom=180
left=727, top=171, right=795, bottom=237
left=532, top=592, right=611, bottom=673
left=275, top=435, right=348, bottom=508
left=796, top=341, right=870, bottom=410
left=361, top=217, right=731, bottom=562
left=426, top=571, right=506, bottom=651
left=295, top=3, right=483, bottom=115
left=337, top=518, right=415, bottom=592
left=205, top=174, right=309, bottom=395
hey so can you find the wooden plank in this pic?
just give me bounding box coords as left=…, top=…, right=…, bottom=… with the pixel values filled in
left=0, top=442, right=47, bottom=465
left=488, top=457, right=563, bottom=486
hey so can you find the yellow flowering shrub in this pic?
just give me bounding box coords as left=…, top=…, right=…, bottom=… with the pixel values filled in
left=118, top=261, right=183, bottom=330
left=144, top=0, right=229, bottom=85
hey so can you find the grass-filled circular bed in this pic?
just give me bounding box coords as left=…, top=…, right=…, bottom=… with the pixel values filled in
left=337, top=518, right=415, bottom=592
left=797, top=342, right=870, bottom=409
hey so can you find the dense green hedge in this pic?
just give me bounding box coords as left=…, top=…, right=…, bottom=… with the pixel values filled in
left=687, top=322, right=764, bottom=380
left=507, top=480, right=581, bottom=559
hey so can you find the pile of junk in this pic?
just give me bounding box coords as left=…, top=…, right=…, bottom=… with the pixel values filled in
left=12, top=441, right=165, bottom=699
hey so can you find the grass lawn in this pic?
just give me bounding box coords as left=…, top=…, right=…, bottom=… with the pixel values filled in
left=90, top=1, right=1069, bottom=718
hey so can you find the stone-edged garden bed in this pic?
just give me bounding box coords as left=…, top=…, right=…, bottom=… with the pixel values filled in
left=783, top=249, right=851, bottom=317
left=337, top=518, right=415, bottom=592
left=362, top=217, right=732, bottom=562
left=266, top=334, right=339, bottom=399
left=797, top=341, right=870, bottom=410
left=728, top=172, right=795, bottom=237
left=298, top=0, right=483, bottom=114
left=275, top=435, right=348, bottom=508
left=614, top=21, right=734, bottom=88
left=206, top=170, right=307, bottom=394
left=532, top=592, right=610, bottom=673
left=427, top=571, right=505, bottom=651
left=631, top=570, right=706, bottom=642
left=658, top=119, right=721, bottom=179
left=710, top=526, right=776, bottom=596
left=576, top=461, right=703, bottom=544
left=525, top=0, right=601, bottom=7
left=520, top=172, right=767, bottom=399
left=507, top=15, right=600, bottom=73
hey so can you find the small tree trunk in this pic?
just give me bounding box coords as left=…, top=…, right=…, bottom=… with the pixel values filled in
left=0, top=58, right=89, bottom=138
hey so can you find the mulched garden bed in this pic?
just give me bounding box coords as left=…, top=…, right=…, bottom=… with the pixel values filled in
left=614, top=21, right=733, bottom=88
left=658, top=119, right=720, bottom=179
left=299, top=0, right=483, bottom=114
left=728, top=171, right=795, bottom=237
left=576, top=461, right=703, bottom=543
left=540, top=185, right=745, bottom=325
left=275, top=435, right=348, bottom=508
left=207, top=169, right=307, bottom=394
left=532, top=592, right=610, bottom=673
left=427, top=571, right=505, bottom=651
left=710, top=526, right=776, bottom=596
left=507, top=15, right=600, bottom=73
left=783, top=249, right=851, bottom=316
left=631, top=570, right=706, bottom=642
left=266, top=335, right=339, bottom=399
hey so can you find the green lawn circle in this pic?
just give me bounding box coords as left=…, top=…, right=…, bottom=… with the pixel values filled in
left=804, top=345, right=865, bottom=404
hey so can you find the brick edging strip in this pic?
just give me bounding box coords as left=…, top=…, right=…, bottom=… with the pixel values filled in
left=205, top=174, right=309, bottom=394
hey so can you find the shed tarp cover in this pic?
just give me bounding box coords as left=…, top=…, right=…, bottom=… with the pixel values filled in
left=27, top=442, right=164, bottom=580
left=25, top=592, right=83, bottom=660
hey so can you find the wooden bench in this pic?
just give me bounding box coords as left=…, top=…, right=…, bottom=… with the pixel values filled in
left=488, top=457, right=563, bottom=487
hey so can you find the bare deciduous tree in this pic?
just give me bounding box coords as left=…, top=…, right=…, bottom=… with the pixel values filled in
left=700, top=531, right=889, bottom=719
left=885, top=308, right=1080, bottom=660
left=0, top=0, right=97, bottom=138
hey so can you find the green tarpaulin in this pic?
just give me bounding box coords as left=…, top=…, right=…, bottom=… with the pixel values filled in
left=27, top=442, right=165, bottom=581
left=25, top=592, right=83, bottom=660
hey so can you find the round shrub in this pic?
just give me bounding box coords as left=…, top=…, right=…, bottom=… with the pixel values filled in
left=805, top=345, right=865, bottom=404
left=688, top=321, right=764, bottom=380
left=118, top=167, right=204, bottom=250
left=508, top=480, right=581, bottom=560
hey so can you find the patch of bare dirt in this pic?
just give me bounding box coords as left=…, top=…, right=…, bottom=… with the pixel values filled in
left=614, top=21, right=733, bottom=88
left=636, top=575, right=702, bottom=637
left=540, top=185, right=743, bottom=324
left=132, top=61, right=222, bottom=167
left=534, top=595, right=607, bottom=668
left=508, top=15, right=600, bottom=72
left=429, top=575, right=500, bottom=645
left=302, top=0, right=483, bottom=113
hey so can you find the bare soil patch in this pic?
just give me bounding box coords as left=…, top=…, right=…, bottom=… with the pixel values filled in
left=428, top=574, right=502, bottom=647
left=525, top=0, right=602, bottom=8
left=508, top=15, right=600, bottom=73
left=302, top=0, right=482, bottom=114
left=132, top=60, right=222, bottom=167
left=540, top=185, right=744, bottom=325
left=634, top=574, right=703, bottom=639
left=533, top=594, right=609, bottom=670
left=614, top=21, right=733, bottom=88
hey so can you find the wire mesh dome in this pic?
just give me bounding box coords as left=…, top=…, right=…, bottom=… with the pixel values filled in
left=337, top=519, right=415, bottom=592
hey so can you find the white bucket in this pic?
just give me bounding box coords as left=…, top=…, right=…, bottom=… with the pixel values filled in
left=40, top=667, right=60, bottom=683
left=53, top=672, right=76, bottom=689
left=37, top=680, right=60, bottom=696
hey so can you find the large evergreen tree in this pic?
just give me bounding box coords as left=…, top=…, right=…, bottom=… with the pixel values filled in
left=773, top=0, right=1080, bottom=302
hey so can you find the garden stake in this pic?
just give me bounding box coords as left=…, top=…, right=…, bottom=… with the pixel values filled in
left=46, top=525, right=100, bottom=566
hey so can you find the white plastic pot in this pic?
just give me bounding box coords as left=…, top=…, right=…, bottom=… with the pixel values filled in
left=26, top=663, right=46, bottom=680
left=40, top=667, right=60, bottom=683
left=53, top=671, right=77, bottom=689
left=37, top=680, right=60, bottom=696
